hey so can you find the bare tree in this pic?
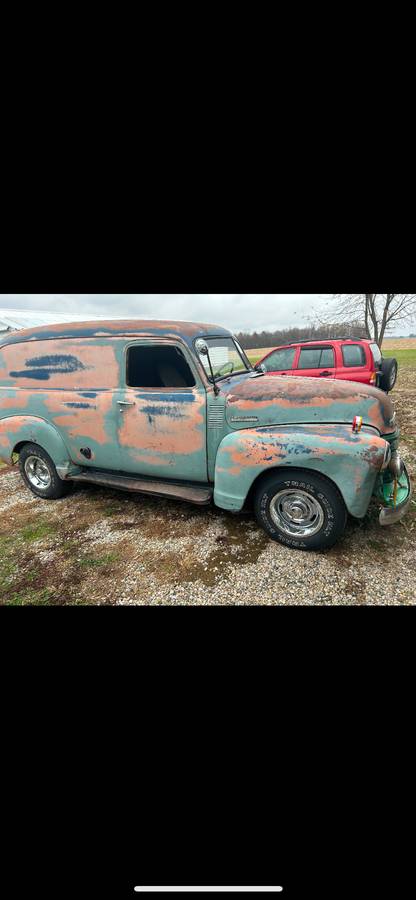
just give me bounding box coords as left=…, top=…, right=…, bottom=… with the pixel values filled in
left=316, top=294, right=416, bottom=347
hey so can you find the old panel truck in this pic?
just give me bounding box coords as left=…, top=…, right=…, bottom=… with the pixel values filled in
left=0, top=319, right=411, bottom=551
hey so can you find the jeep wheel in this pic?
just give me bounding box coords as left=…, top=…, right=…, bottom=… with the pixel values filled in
left=19, top=443, right=72, bottom=500
left=254, top=470, right=347, bottom=551
left=379, top=358, right=398, bottom=393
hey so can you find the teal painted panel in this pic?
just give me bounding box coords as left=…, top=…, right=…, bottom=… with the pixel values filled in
left=214, top=425, right=389, bottom=516
left=0, top=415, right=73, bottom=469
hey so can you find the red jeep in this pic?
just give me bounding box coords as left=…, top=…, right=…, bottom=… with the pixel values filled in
left=257, top=338, right=398, bottom=392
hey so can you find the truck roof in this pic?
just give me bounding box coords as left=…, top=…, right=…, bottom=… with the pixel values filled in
left=0, top=318, right=231, bottom=349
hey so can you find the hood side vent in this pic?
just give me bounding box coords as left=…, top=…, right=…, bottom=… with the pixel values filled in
left=208, top=405, right=226, bottom=429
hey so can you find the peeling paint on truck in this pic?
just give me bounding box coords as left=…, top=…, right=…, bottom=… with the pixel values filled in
left=0, top=318, right=411, bottom=549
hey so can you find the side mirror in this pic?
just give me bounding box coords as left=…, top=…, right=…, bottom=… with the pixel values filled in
left=195, top=339, right=209, bottom=356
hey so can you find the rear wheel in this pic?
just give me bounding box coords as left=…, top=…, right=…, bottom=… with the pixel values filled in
left=379, top=358, right=398, bottom=393
left=254, top=469, right=347, bottom=551
left=19, top=443, right=71, bottom=500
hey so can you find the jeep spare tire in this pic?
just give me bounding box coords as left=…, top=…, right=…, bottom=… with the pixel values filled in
left=379, top=358, right=398, bottom=393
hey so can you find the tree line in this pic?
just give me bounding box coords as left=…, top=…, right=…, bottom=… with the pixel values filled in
left=236, top=322, right=366, bottom=350
left=236, top=294, right=416, bottom=349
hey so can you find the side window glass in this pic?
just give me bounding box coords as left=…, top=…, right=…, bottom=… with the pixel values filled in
left=370, top=343, right=382, bottom=365
left=342, top=345, right=366, bottom=367
left=263, top=348, right=296, bottom=371
left=298, top=348, right=322, bottom=369
left=320, top=348, right=335, bottom=367
left=127, top=346, right=196, bottom=388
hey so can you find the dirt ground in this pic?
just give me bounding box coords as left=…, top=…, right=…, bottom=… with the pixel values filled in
left=1, top=368, right=415, bottom=605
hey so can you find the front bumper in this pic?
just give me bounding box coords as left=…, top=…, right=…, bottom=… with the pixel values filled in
left=377, top=461, right=412, bottom=526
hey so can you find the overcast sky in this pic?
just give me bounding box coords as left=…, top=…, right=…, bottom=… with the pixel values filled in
left=0, top=294, right=329, bottom=333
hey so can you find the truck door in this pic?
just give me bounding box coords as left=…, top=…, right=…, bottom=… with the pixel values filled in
left=117, top=340, right=208, bottom=482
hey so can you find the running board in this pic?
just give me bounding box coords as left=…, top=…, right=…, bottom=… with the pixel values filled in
left=69, top=471, right=213, bottom=505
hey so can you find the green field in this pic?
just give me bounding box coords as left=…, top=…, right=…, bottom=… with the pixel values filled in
left=383, top=349, right=416, bottom=365
left=247, top=348, right=416, bottom=368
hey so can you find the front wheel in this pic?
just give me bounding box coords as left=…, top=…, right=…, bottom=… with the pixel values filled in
left=254, top=470, right=347, bottom=551
left=19, top=443, right=72, bottom=500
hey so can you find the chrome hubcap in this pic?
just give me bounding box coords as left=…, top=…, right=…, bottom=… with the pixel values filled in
left=270, top=489, right=325, bottom=538
left=24, top=455, right=52, bottom=489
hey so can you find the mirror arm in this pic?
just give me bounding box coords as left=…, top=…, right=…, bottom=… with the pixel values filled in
left=196, top=341, right=220, bottom=395
left=207, top=354, right=220, bottom=395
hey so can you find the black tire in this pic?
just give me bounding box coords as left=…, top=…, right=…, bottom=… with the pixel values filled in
left=379, top=357, right=398, bottom=393
left=19, top=443, right=72, bottom=500
left=254, top=469, right=347, bottom=551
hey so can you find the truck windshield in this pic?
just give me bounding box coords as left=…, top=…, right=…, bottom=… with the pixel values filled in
left=197, top=337, right=251, bottom=380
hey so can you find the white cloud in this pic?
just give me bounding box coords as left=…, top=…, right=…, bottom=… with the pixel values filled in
left=0, top=294, right=326, bottom=333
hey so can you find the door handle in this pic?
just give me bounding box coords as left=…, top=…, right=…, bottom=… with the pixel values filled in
left=118, top=400, right=135, bottom=409
left=319, top=371, right=331, bottom=377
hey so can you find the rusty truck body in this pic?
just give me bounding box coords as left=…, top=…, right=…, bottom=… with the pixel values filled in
left=0, top=319, right=411, bottom=550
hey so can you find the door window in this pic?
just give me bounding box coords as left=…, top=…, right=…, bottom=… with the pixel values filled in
left=262, top=347, right=296, bottom=371
left=127, top=346, right=196, bottom=388
left=320, top=348, right=335, bottom=367
left=298, top=347, right=335, bottom=369
left=342, top=344, right=366, bottom=367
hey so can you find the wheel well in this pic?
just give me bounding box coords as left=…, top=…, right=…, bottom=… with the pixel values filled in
left=243, top=465, right=345, bottom=510
left=12, top=440, right=32, bottom=457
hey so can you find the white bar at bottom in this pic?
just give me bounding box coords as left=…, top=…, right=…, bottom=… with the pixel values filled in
left=134, top=889, right=283, bottom=893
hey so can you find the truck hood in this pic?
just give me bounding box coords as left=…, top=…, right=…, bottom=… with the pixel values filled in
left=221, top=373, right=395, bottom=434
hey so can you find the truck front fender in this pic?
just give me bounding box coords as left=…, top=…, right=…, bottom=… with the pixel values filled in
left=0, top=415, right=76, bottom=477
left=214, top=425, right=388, bottom=517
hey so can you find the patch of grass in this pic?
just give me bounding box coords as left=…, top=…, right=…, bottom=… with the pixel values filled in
left=103, top=505, right=123, bottom=517
left=4, top=587, right=56, bottom=606
left=0, top=535, right=19, bottom=589
left=20, top=522, right=56, bottom=543
left=78, top=552, right=120, bottom=569
left=384, top=349, right=416, bottom=366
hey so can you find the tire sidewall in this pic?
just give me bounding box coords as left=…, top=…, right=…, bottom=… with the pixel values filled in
left=380, top=358, right=398, bottom=393
left=19, top=443, right=67, bottom=500
left=255, top=473, right=346, bottom=551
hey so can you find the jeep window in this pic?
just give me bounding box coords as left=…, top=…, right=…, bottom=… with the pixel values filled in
left=342, top=344, right=366, bottom=367
left=370, top=343, right=382, bottom=366
left=127, top=345, right=196, bottom=388
left=262, top=347, right=296, bottom=371
left=320, top=348, right=335, bottom=367
left=298, top=347, right=335, bottom=369
left=197, top=337, right=250, bottom=380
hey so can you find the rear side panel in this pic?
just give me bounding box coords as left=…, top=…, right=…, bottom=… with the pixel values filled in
left=335, top=342, right=372, bottom=385
left=0, top=337, right=122, bottom=470
left=0, top=415, right=74, bottom=473
left=214, top=424, right=388, bottom=516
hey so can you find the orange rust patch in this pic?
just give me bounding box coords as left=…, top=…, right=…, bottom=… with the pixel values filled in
left=46, top=392, right=114, bottom=445
left=118, top=392, right=205, bottom=455
left=0, top=392, right=31, bottom=410
left=3, top=340, right=118, bottom=390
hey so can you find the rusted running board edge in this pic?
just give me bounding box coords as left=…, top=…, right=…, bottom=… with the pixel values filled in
left=70, top=471, right=213, bottom=505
